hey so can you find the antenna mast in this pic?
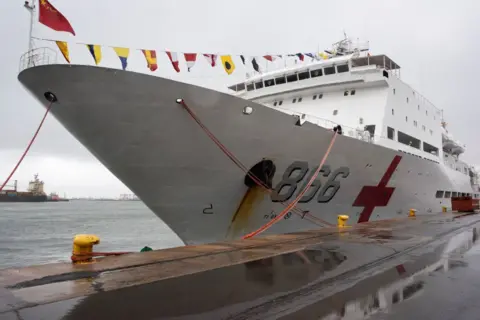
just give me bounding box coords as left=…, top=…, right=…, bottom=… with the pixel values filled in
left=24, top=0, right=36, bottom=65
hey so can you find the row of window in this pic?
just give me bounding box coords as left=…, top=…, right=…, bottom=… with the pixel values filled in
left=242, top=64, right=350, bottom=92
left=388, top=126, right=439, bottom=156
left=391, top=109, right=434, bottom=135
left=392, top=88, right=436, bottom=120
left=272, top=90, right=356, bottom=107
left=435, top=190, right=479, bottom=199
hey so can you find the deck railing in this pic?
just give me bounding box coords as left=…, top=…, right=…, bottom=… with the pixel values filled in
left=19, top=47, right=58, bottom=73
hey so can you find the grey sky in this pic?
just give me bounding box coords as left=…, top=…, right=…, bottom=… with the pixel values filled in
left=0, top=0, right=479, bottom=197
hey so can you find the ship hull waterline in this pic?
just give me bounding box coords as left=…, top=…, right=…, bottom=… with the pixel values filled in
left=18, top=65, right=472, bottom=245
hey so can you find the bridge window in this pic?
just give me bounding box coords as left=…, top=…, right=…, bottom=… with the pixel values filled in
left=423, top=142, right=438, bottom=156
left=273, top=101, right=278, bottom=106
left=246, top=83, right=254, bottom=91
left=351, top=90, right=356, bottom=95
left=236, top=83, right=245, bottom=91
left=359, top=117, right=364, bottom=125
left=435, top=190, right=444, bottom=198
left=313, top=94, right=317, bottom=100
left=275, top=75, right=286, bottom=85
left=318, top=93, right=323, bottom=99
left=292, top=98, right=297, bottom=103
left=279, top=101, right=283, bottom=106
left=255, top=81, right=263, bottom=89
left=398, top=131, right=421, bottom=149
left=264, top=79, right=275, bottom=87
left=344, top=91, right=349, bottom=96
left=387, top=127, right=395, bottom=140
left=286, top=73, right=298, bottom=83
left=337, top=64, right=349, bottom=73
left=298, top=71, right=310, bottom=80
left=444, top=191, right=451, bottom=198
left=452, top=192, right=458, bottom=197
left=333, top=110, right=338, bottom=115
left=310, top=68, right=323, bottom=78
left=298, top=97, right=303, bottom=103
left=324, top=66, right=335, bottom=75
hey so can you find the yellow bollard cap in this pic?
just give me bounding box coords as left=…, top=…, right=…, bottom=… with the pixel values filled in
left=73, top=234, right=100, bottom=246
left=338, top=215, right=349, bottom=221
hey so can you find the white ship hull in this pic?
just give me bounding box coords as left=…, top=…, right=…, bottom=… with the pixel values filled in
left=18, top=65, right=475, bottom=245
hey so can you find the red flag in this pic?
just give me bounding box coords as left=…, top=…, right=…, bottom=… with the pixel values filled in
left=39, top=0, right=75, bottom=35
left=184, top=53, right=197, bottom=72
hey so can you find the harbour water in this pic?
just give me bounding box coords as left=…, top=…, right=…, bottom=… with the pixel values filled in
left=0, top=201, right=183, bottom=269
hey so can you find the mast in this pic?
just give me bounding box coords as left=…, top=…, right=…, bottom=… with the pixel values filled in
left=24, top=0, right=36, bottom=66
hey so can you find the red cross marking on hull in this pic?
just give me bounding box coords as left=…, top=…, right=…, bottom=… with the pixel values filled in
left=353, top=155, right=402, bottom=223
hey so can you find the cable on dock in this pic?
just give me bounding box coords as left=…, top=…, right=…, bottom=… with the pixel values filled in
left=177, top=99, right=337, bottom=234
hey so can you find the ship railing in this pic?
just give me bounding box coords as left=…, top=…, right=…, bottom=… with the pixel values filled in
left=19, top=47, right=58, bottom=73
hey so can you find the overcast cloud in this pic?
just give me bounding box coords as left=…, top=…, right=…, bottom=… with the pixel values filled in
left=0, top=0, right=479, bottom=197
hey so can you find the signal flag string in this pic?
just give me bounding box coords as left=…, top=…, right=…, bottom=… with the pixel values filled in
left=178, top=99, right=336, bottom=231
left=0, top=102, right=54, bottom=192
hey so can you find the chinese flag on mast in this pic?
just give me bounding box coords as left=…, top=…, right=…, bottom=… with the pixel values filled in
left=39, top=0, right=75, bottom=35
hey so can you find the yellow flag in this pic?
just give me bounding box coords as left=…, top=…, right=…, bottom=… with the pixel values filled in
left=86, top=44, right=102, bottom=65
left=220, top=55, right=235, bottom=75
left=56, top=41, right=70, bottom=63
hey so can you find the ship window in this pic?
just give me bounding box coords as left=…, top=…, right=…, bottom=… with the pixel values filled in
left=298, top=97, right=303, bottom=103
left=359, top=117, right=364, bottom=125
left=387, top=127, right=395, bottom=140
left=398, top=131, right=421, bottom=149
left=292, top=98, right=297, bottom=103
left=313, top=94, right=317, bottom=100
left=405, top=116, right=408, bottom=122
left=418, top=105, right=420, bottom=110
left=430, top=129, right=433, bottom=135
left=318, top=93, right=323, bottom=99
left=426, top=110, right=428, bottom=116
left=273, top=101, right=278, bottom=106
left=393, top=88, right=396, bottom=94
left=279, top=101, right=283, bottom=106
left=392, top=109, right=394, bottom=115
left=264, top=79, right=275, bottom=87
left=422, top=125, right=426, bottom=131
left=275, top=75, right=286, bottom=85
left=255, top=81, right=264, bottom=89
left=246, top=83, right=254, bottom=91
left=236, top=83, right=245, bottom=91
left=452, top=192, right=458, bottom=197
left=436, top=190, right=444, bottom=198
left=324, top=66, right=335, bottom=75
left=310, top=68, right=323, bottom=78
left=423, top=142, right=438, bottom=156
left=351, top=90, right=356, bottom=95
left=286, top=73, right=298, bottom=83
left=333, top=110, right=338, bottom=115
left=383, top=70, right=389, bottom=78
left=444, top=191, right=451, bottom=198
left=337, top=64, right=349, bottom=73
left=344, top=91, right=349, bottom=96
left=298, top=71, right=310, bottom=80
left=413, top=120, right=417, bottom=127
left=407, top=97, right=409, bottom=103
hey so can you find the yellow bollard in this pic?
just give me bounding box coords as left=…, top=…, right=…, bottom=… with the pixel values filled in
left=409, top=209, right=417, bottom=217
left=442, top=206, right=447, bottom=213
left=337, top=215, right=349, bottom=228
left=72, top=234, right=100, bottom=264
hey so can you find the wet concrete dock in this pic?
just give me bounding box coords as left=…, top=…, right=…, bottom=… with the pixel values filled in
left=1, top=212, right=480, bottom=320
